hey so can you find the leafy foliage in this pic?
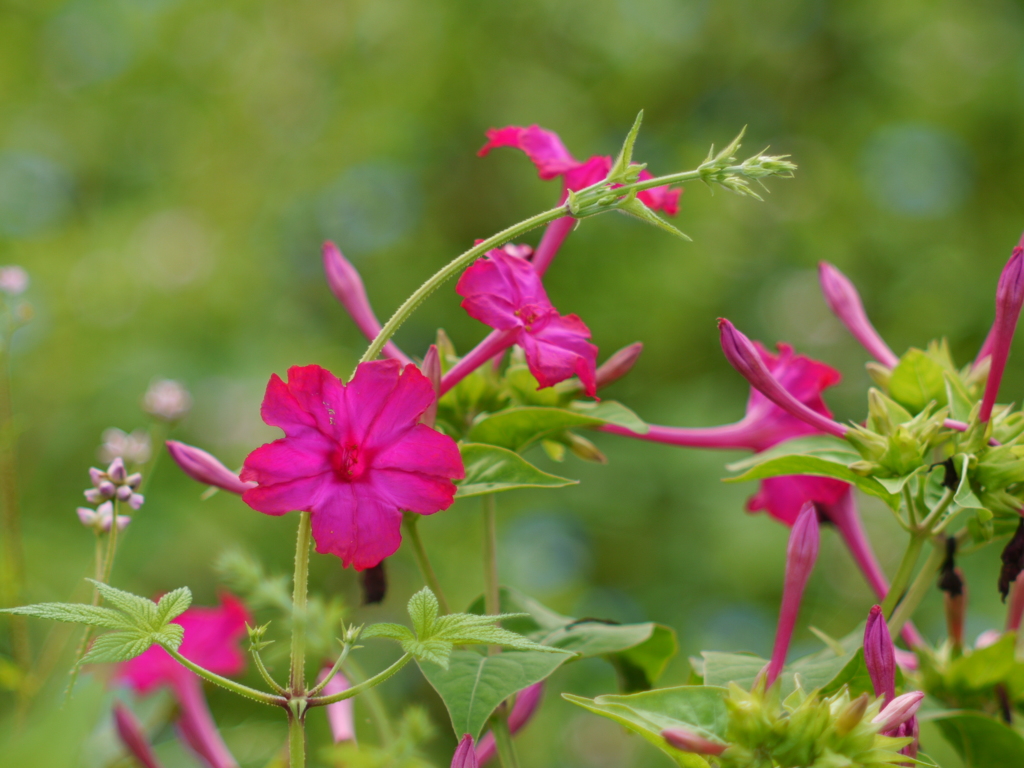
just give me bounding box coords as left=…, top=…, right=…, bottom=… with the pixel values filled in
left=455, top=443, right=577, bottom=497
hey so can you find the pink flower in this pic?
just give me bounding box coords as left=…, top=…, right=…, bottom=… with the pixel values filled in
left=318, top=667, right=356, bottom=743
left=241, top=361, right=464, bottom=570
left=166, top=441, right=255, bottom=496
left=113, top=703, right=164, bottom=768
left=818, top=263, right=899, bottom=368
left=455, top=247, right=598, bottom=397
left=979, top=234, right=1024, bottom=423
left=864, top=605, right=896, bottom=704
left=475, top=682, right=545, bottom=764
left=451, top=734, right=479, bottom=768
left=479, top=125, right=682, bottom=215
left=661, top=728, right=728, bottom=756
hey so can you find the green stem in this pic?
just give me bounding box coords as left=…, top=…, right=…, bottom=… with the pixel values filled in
left=903, top=487, right=917, bottom=527
left=290, top=512, right=312, bottom=694
left=66, top=529, right=114, bottom=697
left=356, top=206, right=568, bottom=368
left=288, top=708, right=305, bottom=768
left=252, top=648, right=287, bottom=695
left=888, top=541, right=945, bottom=641
left=344, top=658, right=395, bottom=744
left=923, top=488, right=957, bottom=533
left=880, top=534, right=926, bottom=619
left=309, top=653, right=412, bottom=707
left=100, top=499, right=122, bottom=586
left=307, top=638, right=355, bottom=697
left=163, top=644, right=285, bottom=706
left=598, top=165, right=738, bottom=197
left=483, top=495, right=500, bottom=616
left=402, top=513, right=450, bottom=613
left=491, top=710, right=521, bottom=768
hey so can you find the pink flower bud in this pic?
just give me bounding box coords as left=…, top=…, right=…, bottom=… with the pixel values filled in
left=451, top=734, right=478, bottom=768
left=420, top=345, right=441, bottom=428
left=113, top=703, right=164, bottom=768
left=0, top=266, right=29, bottom=296
left=476, top=683, right=544, bottom=764
left=77, top=507, right=98, bottom=527
left=322, top=242, right=412, bottom=365
left=865, top=605, right=896, bottom=703
left=317, top=667, right=356, bottom=743
left=108, top=457, right=128, bottom=484
left=166, top=441, right=256, bottom=496
left=979, top=234, right=1024, bottom=423
left=84, top=488, right=104, bottom=504
left=765, top=502, right=820, bottom=687
left=89, top=467, right=105, bottom=486
left=143, top=379, right=193, bottom=422
left=873, top=691, right=925, bottom=733
left=976, top=629, right=1002, bottom=649
left=98, top=481, right=117, bottom=498
left=126, top=473, right=142, bottom=489
left=595, top=342, right=643, bottom=388
left=117, top=484, right=133, bottom=501
left=818, top=263, right=899, bottom=367
left=718, top=319, right=848, bottom=439
left=661, top=728, right=728, bottom=756
left=128, top=493, right=144, bottom=510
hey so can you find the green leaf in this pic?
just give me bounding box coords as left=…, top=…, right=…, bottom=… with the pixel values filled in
left=889, top=348, right=948, bottom=414
left=407, top=588, right=439, bottom=639
left=87, top=579, right=160, bottom=625
left=155, top=587, right=193, bottom=626
left=616, top=197, right=692, bottom=240
left=946, top=633, right=1017, bottom=690
left=1, top=602, right=134, bottom=630
left=875, top=466, right=927, bottom=495
left=569, top=400, right=649, bottom=435
left=725, top=434, right=859, bottom=472
left=455, top=443, right=577, bottom=498
left=467, top=407, right=604, bottom=452
left=726, top=454, right=899, bottom=509
left=609, top=110, right=644, bottom=182
left=945, top=373, right=975, bottom=423
left=420, top=649, right=569, bottom=739
left=926, top=710, right=1024, bottom=766
left=81, top=624, right=185, bottom=664
left=563, top=686, right=729, bottom=768
left=363, top=623, right=414, bottom=642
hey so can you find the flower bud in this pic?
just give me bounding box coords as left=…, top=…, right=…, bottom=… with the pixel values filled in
left=420, top=345, right=441, bottom=428
left=976, top=629, right=1002, bottom=649
left=834, top=693, right=870, bottom=736
left=128, top=494, right=144, bottom=510
left=765, top=502, right=820, bottom=686
left=718, top=319, right=848, bottom=439
left=476, top=683, right=545, bottom=764
left=113, top=703, right=163, bottom=768
left=166, top=441, right=255, bottom=496
left=873, top=691, right=925, bottom=733
left=0, top=266, right=28, bottom=296
left=108, top=457, right=128, bottom=484
left=979, top=234, right=1024, bottom=423
left=99, top=428, right=152, bottom=465
left=661, top=728, right=728, bottom=756
left=126, top=473, right=142, bottom=489
left=595, top=342, right=643, bottom=388
left=77, top=507, right=98, bottom=527
left=865, top=605, right=896, bottom=702
left=143, top=379, right=192, bottom=422
left=116, top=484, right=133, bottom=502
left=97, top=481, right=117, bottom=499
left=818, top=262, right=899, bottom=367
left=84, top=488, right=104, bottom=504
left=452, top=734, right=479, bottom=768
left=89, top=467, right=105, bottom=486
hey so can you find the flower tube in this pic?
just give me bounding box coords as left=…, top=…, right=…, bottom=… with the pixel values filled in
left=475, top=683, right=544, bottom=764
left=661, top=728, right=728, bottom=756
left=166, top=441, right=255, bottom=495
left=979, top=234, right=1024, bottom=423
left=818, top=262, right=899, bottom=367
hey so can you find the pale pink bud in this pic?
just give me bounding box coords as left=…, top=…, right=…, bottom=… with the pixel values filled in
left=128, top=493, right=144, bottom=510
left=975, top=629, right=1002, bottom=649
left=108, top=457, right=128, bottom=484
left=322, top=242, right=412, bottom=365
left=979, top=234, right=1024, bottom=423
left=317, top=667, right=356, bottom=743
left=420, top=345, right=441, bottom=428
left=113, top=703, right=164, bottom=768
left=0, top=266, right=29, bottom=296
left=126, top=473, right=142, bottom=489
left=476, top=683, right=544, bottom=764
left=595, top=342, right=643, bottom=388
left=718, top=319, right=848, bottom=439
left=451, top=734, right=478, bottom=768
left=143, top=379, right=192, bottom=422
left=97, top=481, right=117, bottom=498
left=765, top=502, right=820, bottom=686
left=818, top=263, right=899, bottom=368
left=77, top=507, right=98, bottom=527
left=873, top=691, right=925, bottom=733
left=865, top=605, right=896, bottom=703
left=89, top=467, right=105, bottom=486
left=84, top=488, right=104, bottom=504
left=166, top=441, right=255, bottom=496
left=661, top=728, right=727, bottom=756
left=117, top=484, right=133, bottom=501
left=97, top=501, right=130, bottom=532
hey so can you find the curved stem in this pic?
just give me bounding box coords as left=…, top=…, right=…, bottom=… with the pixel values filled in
left=308, top=653, right=412, bottom=707
left=307, top=639, right=355, bottom=697
left=290, top=512, right=312, bottom=694
left=483, top=495, right=500, bottom=620
left=163, top=644, right=285, bottom=706
left=251, top=648, right=287, bottom=695
left=923, top=488, right=957, bottom=533
left=402, top=514, right=450, bottom=614
left=880, top=534, right=926, bottom=619
left=344, top=657, right=395, bottom=744
left=357, top=206, right=568, bottom=369
left=888, top=542, right=945, bottom=640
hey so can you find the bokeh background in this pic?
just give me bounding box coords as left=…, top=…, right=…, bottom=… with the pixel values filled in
left=2, top=0, right=1024, bottom=765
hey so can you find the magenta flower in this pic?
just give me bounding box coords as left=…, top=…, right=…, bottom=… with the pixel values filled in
left=479, top=124, right=682, bottom=215
left=451, top=734, right=479, bottom=768
left=765, top=502, right=820, bottom=687
left=818, top=262, right=899, bottom=368
left=475, top=682, right=544, bottom=764
left=455, top=247, right=598, bottom=397
left=978, top=235, right=1024, bottom=423
left=116, top=595, right=250, bottom=768
left=322, top=241, right=413, bottom=366
left=864, top=605, right=896, bottom=703
left=113, top=703, right=164, bottom=768
left=318, top=667, right=356, bottom=743
left=166, top=441, right=255, bottom=496
left=241, top=361, right=464, bottom=570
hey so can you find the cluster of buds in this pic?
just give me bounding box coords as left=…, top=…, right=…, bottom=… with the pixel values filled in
left=82, top=458, right=144, bottom=511
left=846, top=390, right=949, bottom=478
left=142, top=379, right=192, bottom=422
left=75, top=502, right=130, bottom=533
left=99, top=427, right=152, bottom=465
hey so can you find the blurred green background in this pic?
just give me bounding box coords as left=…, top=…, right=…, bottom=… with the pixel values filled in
left=2, top=0, right=1024, bottom=765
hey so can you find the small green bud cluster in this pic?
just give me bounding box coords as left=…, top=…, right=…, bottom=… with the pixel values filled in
left=847, top=389, right=949, bottom=478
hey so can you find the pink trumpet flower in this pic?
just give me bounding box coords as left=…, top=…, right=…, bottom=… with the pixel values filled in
left=451, top=734, right=479, bottom=768
left=718, top=319, right=848, bottom=439
left=978, top=234, right=1024, bottom=423
left=864, top=605, right=896, bottom=703
left=454, top=247, right=598, bottom=397
left=241, top=361, right=464, bottom=570
left=322, top=242, right=413, bottom=366
left=114, top=703, right=165, bottom=768
left=765, top=503, right=820, bottom=687
left=318, top=667, right=356, bottom=743
left=166, top=441, right=255, bottom=496
left=475, top=682, right=545, bottom=764
left=818, top=263, right=899, bottom=368
left=661, top=728, right=728, bottom=756
left=116, top=595, right=250, bottom=768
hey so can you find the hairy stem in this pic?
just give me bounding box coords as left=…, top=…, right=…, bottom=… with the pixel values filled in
left=309, top=653, right=412, bottom=707
left=888, top=541, right=945, bottom=640
left=880, top=534, right=926, bottom=619
left=290, top=512, right=312, bottom=694
left=288, top=707, right=305, bottom=768
left=252, top=648, right=287, bottom=695
left=402, top=513, right=450, bottom=614
left=163, top=644, right=285, bottom=706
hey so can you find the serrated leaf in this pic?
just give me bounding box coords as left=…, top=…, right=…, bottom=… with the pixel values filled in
left=1, top=602, right=134, bottom=631
left=420, top=649, right=569, bottom=739
left=405, top=638, right=454, bottom=668
left=455, top=443, right=577, bottom=498
left=82, top=631, right=155, bottom=664
left=726, top=454, right=899, bottom=509
left=155, top=587, right=193, bottom=626
left=407, top=588, right=439, bottom=639
left=87, top=579, right=159, bottom=626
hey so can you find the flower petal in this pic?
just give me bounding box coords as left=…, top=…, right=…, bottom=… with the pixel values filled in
left=241, top=435, right=333, bottom=485
left=563, top=155, right=611, bottom=192
left=242, top=474, right=329, bottom=516
left=371, top=469, right=459, bottom=515
left=746, top=475, right=848, bottom=526
left=373, top=424, right=466, bottom=479
left=361, top=365, right=439, bottom=452
left=310, top=482, right=404, bottom=570
left=478, top=125, right=579, bottom=180
left=521, top=314, right=598, bottom=396
left=343, top=359, right=404, bottom=444
left=636, top=170, right=682, bottom=216
left=260, top=373, right=318, bottom=436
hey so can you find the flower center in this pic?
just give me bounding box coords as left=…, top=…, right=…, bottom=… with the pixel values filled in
left=515, top=303, right=554, bottom=332
left=330, top=443, right=365, bottom=481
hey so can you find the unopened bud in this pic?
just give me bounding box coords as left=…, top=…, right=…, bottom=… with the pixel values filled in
left=77, top=507, right=98, bottom=527
left=116, top=484, right=133, bottom=502
left=451, top=734, right=479, bottom=768
left=979, top=234, right=1024, bottom=423
left=166, top=440, right=255, bottom=496
left=142, top=379, right=192, bottom=422
left=113, top=703, right=163, bottom=768
left=976, top=629, right=1002, bottom=649
left=420, top=345, right=441, bottom=428
left=865, top=605, right=896, bottom=702
left=99, top=428, right=152, bottom=465
left=317, top=667, right=356, bottom=743
left=595, top=343, right=643, bottom=388
left=661, top=728, right=727, bottom=756
left=476, top=683, right=546, bottom=764
left=89, top=467, right=105, bottom=486
left=128, top=493, right=144, bottom=510
left=107, top=458, right=128, bottom=484
left=938, top=537, right=965, bottom=650
left=0, top=266, right=29, bottom=296
left=84, top=488, right=104, bottom=504
left=818, top=262, right=899, bottom=367
left=873, top=691, right=925, bottom=733
left=97, top=481, right=117, bottom=499
left=126, top=473, right=142, bottom=489
left=835, top=693, right=870, bottom=736
left=565, top=432, right=607, bottom=464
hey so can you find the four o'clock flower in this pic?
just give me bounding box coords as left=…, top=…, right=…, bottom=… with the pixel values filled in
left=116, top=595, right=251, bottom=768
left=864, top=605, right=896, bottom=704
left=978, top=233, right=1024, bottom=423
left=166, top=441, right=255, bottom=495
left=322, top=241, right=413, bottom=366
left=818, top=262, right=899, bottom=368
left=764, top=502, right=820, bottom=687
left=241, top=361, right=464, bottom=570
left=451, top=734, right=479, bottom=768
left=453, top=247, right=598, bottom=397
